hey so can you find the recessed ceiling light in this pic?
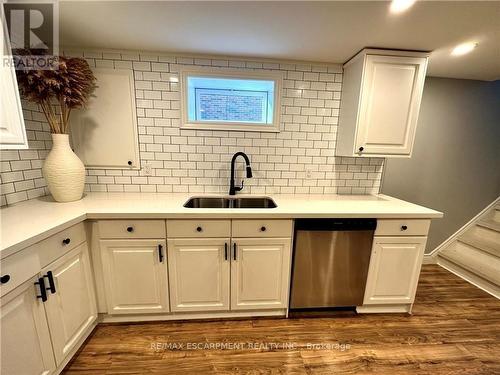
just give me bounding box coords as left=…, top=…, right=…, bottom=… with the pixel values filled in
left=390, top=0, right=417, bottom=13
left=451, top=42, right=478, bottom=56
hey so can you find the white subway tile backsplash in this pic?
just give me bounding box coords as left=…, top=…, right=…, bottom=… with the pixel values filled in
left=0, top=51, right=385, bottom=206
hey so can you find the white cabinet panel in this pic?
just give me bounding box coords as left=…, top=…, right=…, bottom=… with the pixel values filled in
left=167, top=238, right=230, bottom=312
left=231, top=219, right=293, bottom=238
left=357, top=55, right=426, bottom=156
left=231, top=238, right=291, bottom=310
left=70, top=68, right=140, bottom=169
left=337, top=49, right=428, bottom=158
left=0, top=277, right=55, bottom=375
left=363, top=236, right=427, bottom=305
left=42, top=243, right=97, bottom=365
left=100, top=239, right=169, bottom=314
left=0, top=22, right=27, bottom=149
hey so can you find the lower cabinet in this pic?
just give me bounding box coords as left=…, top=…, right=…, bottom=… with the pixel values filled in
left=0, top=242, right=97, bottom=374
left=41, top=243, right=97, bottom=365
left=363, top=236, right=427, bottom=305
left=166, top=237, right=292, bottom=312
left=231, top=238, right=292, bottom=310
left=0, top=276, right=56, bottom=375
left=100, top=239, right=169, bottom=314
left=167, top=238, right=230, bottom=312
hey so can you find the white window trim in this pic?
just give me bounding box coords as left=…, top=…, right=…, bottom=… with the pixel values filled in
left=180, top=66, right=282, bottom=133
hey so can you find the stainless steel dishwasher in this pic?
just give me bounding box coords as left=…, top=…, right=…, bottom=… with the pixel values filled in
left=290, top=218, right=377, bottom=310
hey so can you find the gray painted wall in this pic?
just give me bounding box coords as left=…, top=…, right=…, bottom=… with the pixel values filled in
left=382, top=77, right=500, bottom=253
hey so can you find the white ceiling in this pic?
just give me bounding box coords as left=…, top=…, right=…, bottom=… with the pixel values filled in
left=59, top=1, right=500, bottom=81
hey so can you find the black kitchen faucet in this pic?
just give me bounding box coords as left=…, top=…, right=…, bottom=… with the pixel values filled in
left=229, top=152, right=253, bottom=195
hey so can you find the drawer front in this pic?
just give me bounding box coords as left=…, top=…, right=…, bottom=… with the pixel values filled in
left=167, top=220, right=231, bottom=238
left=38, top=222, right=87, bottom=268
left=0, top=245, right=41, bottom=297
left=375, top=219, right=430, bottom=236
left=98, top=220, right=166, bottom=239
left=232, top=220, right=293, bottom=238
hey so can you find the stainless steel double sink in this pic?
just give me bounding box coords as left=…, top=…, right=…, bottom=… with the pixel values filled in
left=184, top=196, right=277, bottom=209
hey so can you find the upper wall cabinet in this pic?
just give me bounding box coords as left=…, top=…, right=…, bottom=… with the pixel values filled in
left=70, top=68, right=140, bottom=169
left=336, top=49, right=428, bottom=158
left=0, top=21, right=28, bottom=150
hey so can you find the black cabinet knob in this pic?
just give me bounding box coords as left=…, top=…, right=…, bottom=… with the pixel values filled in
left=196, top=226, right=203, bottom=232
left=260, top=226, right=267, bottom=232
left=127, top=160, right=133, bottom=166
left=358, top=146, right=364, bottom=152
left=401, top=225, right=408, bottom=231
left=1, top=275, right=10, bottom=284
left=62, top=238, right=71, bottom=245
left=127, top=226, right=134, bottom=232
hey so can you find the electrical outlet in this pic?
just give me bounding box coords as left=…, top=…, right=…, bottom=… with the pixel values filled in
left=142, top=163, right=153, bottom=176
left=306, top=170, right=312, bottom=179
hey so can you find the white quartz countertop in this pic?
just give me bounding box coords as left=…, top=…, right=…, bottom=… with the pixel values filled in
left=0, top=192, right=442, bottom=259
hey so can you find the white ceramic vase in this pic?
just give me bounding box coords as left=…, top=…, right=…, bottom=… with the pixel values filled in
left=42, top=134, right=85, bottom=202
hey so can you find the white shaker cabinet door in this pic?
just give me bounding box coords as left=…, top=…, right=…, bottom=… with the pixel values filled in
left=100, top=239, right=169, bottom=314
left=41, top=243, right=97, bottom=365
left=167, top=238, right=230, bottom=312
left=0, top=22, right=27, bottom=149
left=231, top=238, right=292, bottom=310
left=363, top=236, right=427, bottom=305
left=70, top=68, right=140, bottom=169
left=0, top=277, right=55, bottom=375
left=356, top=55, right=427, bottom=156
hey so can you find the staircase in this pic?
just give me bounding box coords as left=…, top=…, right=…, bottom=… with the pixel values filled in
left=436, top=199, right=500, bottom=298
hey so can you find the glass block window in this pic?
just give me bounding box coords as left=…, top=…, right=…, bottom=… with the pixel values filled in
left=181, top=71, right=281, bottom=132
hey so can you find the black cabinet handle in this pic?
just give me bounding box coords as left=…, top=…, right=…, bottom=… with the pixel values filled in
left=1, top=275, right=10, bottom=284
left=158, top=244, right=164, bottom=263
left=401, top=225, right=408, bottom=231
left=260, top=226, right=267, bottom=232
left=358, top=146, right=364, bottom=152
left=224, top=243, right=228, bottom=261
left=35, top=277, right=47, bottom=302
left=233, top=243, right=237, bottom=261
left=196, top=226, right=202, bottom=232
left=127, top=226, right=134, bottom=232
left=44, top=271, right=56, bottom=294
left=127, top=160, right=133, bottom=166
left=62, top=238, right=71, bottom=245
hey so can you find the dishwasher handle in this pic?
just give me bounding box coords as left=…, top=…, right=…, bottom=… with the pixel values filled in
left=294, top=218, right=377, bottom=231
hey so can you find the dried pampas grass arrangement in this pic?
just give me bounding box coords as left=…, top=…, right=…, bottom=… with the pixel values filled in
left=16, top=55, right=96, bottom=134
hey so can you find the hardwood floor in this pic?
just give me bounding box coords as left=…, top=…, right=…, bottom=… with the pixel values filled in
left=63, top=265, right=500, bottom=374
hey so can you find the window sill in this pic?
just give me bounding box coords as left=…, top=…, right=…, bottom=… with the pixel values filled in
left=181, top=122, right=280, bottom=133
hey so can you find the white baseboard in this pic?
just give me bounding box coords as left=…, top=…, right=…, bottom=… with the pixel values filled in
left=356, top=304, right=411, bottom=314
left=99, top=309, right=287, bottom=323
left=437, top=258, right=500, bottom=299
left=428, top=196, right=500, bottom=257
left=422, top=254, right=437, bottom=264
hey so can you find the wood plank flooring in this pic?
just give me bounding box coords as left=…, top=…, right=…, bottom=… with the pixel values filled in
left=63, top=265, right=500, bottom=374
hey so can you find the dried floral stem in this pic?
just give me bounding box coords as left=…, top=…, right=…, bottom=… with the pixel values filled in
left=15, top=54, right=96, bottom=134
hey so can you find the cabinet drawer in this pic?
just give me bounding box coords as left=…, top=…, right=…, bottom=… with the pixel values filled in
left=167, top=220, right=230, bottom=238
left=38, top=222, right=86, bottom=268
left=375, top=219, right=430, bottom=236
left=232, top=220, right=293, bottom=238
left=0, top=245, right=40, bottom=298
left=98, top=220, right=166, bottom=239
